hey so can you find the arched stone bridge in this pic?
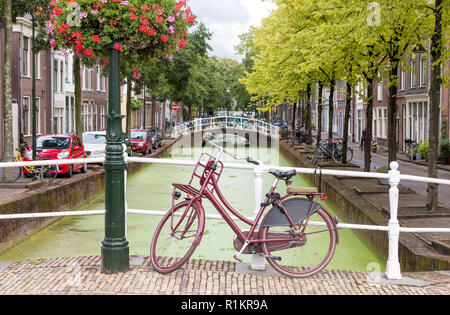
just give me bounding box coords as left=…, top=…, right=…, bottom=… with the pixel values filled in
left=171, top=116, right=281, bottom=147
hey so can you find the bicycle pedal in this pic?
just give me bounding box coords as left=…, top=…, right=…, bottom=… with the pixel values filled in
left=233, top=255, right=243, bottom=263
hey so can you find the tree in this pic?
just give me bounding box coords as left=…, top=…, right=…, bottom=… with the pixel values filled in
left=424, top=0, right=450, bottom=211
left=0, top=0, right=51, bottom=181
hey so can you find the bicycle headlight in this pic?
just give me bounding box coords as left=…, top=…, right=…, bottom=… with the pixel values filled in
left=57, top=151, right=70, bottom=159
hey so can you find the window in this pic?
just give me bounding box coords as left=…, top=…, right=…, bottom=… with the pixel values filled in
left=87, top=68, right=92, bottom=90
left=23, top=37, right=29, bottom=76
left=82, top=101, right=89, bottom=131
left=382, top=108, right=387, bottom=138
left=65, top=55, right=69, bottom=83
left=377, top=108, right=382, bottom=138
left=82, top=66, right=86, bottom=90
left=411, top=59, right=417, bottom=87
left=60, top=60, right=64, bottom=92
left=35, top=98, right=41, bottom=134
left=96, top=66, right=101, bottom=91
left=53, top=60, right=58, bottom=92
left=35, top=52, right=41, bottom=79
left=420, top=58, right=427, bottom=87
left=377, top=80, right=383, bottom=101
left=23, top=97, right=30, bottom=135
left=400, top=62, right=406, bottom=90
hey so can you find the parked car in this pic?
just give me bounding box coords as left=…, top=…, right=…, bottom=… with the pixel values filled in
left=130, top=129, right=153, bottom=155
left=148, top=127, right=162, bottom=149
left=83, top=131, right=107, bottom=160
left=83, top=131, right=132, bottom=160
left=23, top=134, right=87, bottom=178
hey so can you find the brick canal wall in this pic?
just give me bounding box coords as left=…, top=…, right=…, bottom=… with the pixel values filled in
left=0, top=138, right=178, bottom=253
left=279, top=140, right=450, bottom=272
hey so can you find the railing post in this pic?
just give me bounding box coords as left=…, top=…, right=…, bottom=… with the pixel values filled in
left=251, top=161, right=266, bottom=270
left=386, top=161, right=402, bottom=280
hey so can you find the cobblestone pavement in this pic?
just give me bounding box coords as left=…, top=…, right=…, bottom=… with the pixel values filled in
left=0, top=256, right=448, bottom=295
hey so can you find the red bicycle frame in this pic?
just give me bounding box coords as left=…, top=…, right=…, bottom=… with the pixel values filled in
left=171, top=152, right=336, bottom=258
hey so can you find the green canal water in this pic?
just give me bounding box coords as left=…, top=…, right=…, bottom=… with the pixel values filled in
left=0, top=144, right=385, bottom=272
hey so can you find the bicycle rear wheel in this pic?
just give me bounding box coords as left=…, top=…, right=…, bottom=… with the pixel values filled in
left=261, top=207, right=337, bottom=278
left=150, top=200, right=204, bottom=274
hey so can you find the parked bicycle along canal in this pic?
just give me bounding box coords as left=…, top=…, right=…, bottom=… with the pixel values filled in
left=0, top=143, right=385, bottom=273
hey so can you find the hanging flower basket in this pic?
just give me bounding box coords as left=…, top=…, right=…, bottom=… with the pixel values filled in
left=47, top=0, right=194, bottom=64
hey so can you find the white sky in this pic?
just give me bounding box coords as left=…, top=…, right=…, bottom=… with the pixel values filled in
left=188, top=0, right=276, bottom=61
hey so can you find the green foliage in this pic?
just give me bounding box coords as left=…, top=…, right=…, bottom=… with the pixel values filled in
left=130, top=99, right=143, bottom=111
left=439, top=139, right=450, bottom=158
left=418, top=141, right=429, bottom=158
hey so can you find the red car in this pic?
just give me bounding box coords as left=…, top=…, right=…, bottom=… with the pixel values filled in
left=24, top=134, right=87, bottom=178
left=130, top=129, right=153, bottom=155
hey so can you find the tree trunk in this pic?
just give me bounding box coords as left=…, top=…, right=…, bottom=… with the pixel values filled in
left=74, top=55, right=82, bottom=139
left=342, top=82, right=352, bottom=164
left=151, top=95, right=156, bottom=126
left=328, top=82, right=335, bottom=141
left=126, top=75, right=132, bottom=136
left=364, top=78, right=375, bottom=172
left=1, top=0, right=15, bottom=182
left=306, top=83, right=312, bottom=145
left=388, top=59, right=400, bottom=167
left=292, top=102, right=296, bottom=131
left=316, top=82, right=323, bottom=147
left=427, top=0, right=442, bottom=212
left=162, top=100, right=166, bottom=136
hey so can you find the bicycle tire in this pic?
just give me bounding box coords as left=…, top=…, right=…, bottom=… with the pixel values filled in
left=150, top=200, right=204, bottom=274
left=10, top=167, right=22, bottom=182
left=331, top=148, right=341, bottom=162
left=41, top=165, right=59, bottom=182
left=346, top=148, right=353, bottom=163
left=261, top=207, right=337, bottom=278
left=311, top=149, right=319, bottom=165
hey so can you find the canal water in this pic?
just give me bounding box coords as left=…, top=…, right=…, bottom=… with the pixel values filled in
left=0, top=143, right=385, bottom=272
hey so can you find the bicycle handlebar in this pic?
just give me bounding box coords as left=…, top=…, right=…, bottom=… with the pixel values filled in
left=202, top=135, right=259, bottom=166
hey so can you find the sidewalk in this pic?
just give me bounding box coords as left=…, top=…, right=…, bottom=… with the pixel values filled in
left=0, top=256, right=449, bottom=295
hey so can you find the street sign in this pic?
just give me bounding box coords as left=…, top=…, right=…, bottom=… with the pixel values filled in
left=173, top=104, right=178, bottom=110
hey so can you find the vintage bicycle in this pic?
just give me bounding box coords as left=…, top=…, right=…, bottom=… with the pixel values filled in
left=150, top=133, right=339, bottom=278
left=14, top=144, right=59, bottom=183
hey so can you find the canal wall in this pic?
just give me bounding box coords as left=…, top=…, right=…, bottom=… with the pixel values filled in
left=279, top=140, right=450, bottom=272
left=0, top=138, right=178, bottom=253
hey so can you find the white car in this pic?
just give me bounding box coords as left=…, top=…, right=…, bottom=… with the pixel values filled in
left=83, top=131, right=107, bottom=159
left=83, top=131, right=131, bottom=161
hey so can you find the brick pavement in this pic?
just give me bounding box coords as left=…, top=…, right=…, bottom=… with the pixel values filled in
left=0, top=256, right=448, bottom=295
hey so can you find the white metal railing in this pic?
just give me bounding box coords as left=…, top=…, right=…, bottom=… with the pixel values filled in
left=171, top=116, right=281, bottom=139
left=1, top=156, right=450, bottom=280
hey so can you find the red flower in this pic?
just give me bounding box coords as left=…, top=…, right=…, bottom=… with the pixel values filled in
left=180, top=38, right=186, bottom=49
left=155, top=16, right=163, bottom=23
left=83, top=48, right=94, bottom=56
left=187, top=15, right=195, bottom=24
left=52, top=7, right=62, bottom=16
left=130, top=13, right=138, bottom=19
left=113, top=42, right=122, bottom=51
left=161, top=35, right=169, bottom=42
left=146, top=29, right=156, bottom=36
left=92, top=35, right=101, bottom=43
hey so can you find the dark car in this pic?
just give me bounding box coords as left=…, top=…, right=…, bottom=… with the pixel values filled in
left=130, top=129, right=153, bottom=155
left=149, top=127, right=162, bottom=149
left=23, top=134, right=87, bottom=178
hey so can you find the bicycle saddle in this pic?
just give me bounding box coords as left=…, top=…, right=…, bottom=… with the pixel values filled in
left=268, top=169, right=296, bottom=179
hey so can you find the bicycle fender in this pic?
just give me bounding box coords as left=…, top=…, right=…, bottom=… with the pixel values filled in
left=191, top=198, right=206, bottom=246
left=261, top=198, right=321, bottom=227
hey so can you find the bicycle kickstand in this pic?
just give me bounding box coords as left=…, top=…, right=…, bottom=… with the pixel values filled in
left=233, top=240, right=249, bottom=262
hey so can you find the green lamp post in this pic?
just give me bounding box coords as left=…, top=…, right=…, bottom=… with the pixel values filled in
left=101, top=41, right=129, bottom=274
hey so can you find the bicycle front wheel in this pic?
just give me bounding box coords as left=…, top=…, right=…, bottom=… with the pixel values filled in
left=261, top=207, right=337, bottom=278
left=150, top=200, right=204, bottom=274
left=42, top=165, right=59, bottom=182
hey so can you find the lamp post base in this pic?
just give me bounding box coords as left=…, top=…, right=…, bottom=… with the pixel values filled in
left=101, top=241, right=130, bottom=274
